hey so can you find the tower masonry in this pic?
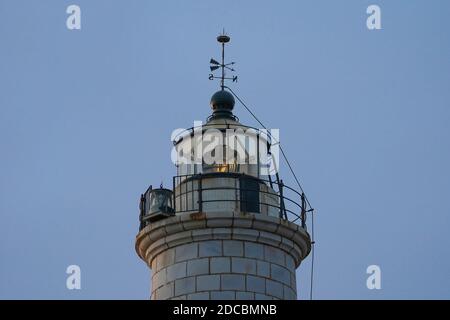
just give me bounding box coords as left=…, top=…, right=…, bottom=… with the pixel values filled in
left=135, top=34, right=312, bottom=300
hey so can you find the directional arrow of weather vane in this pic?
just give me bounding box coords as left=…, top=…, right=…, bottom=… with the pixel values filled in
left=209, top=59, right=237, bottom=81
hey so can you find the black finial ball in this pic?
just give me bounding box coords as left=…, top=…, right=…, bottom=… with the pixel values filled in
left=210, top=90, right=235, bottom=112
left=217, top=35, right=230, bottom=43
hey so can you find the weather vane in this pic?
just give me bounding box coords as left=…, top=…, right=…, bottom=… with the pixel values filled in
left=209, top=31, right=237, bottom=90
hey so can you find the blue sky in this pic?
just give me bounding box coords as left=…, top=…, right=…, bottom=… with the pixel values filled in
left=1, top=0, right=449, bottom=299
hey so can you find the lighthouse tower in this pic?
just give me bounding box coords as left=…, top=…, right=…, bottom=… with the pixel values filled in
left=135, top=34, right=312, bottom=300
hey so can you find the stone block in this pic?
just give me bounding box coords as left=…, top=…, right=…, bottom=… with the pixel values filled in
left=244, top=242, right=264, bottom=259
left=264, top=246, right=285, bottom=265
left=156, top=283, right=173, bottom=300
left=232, top=257, right=256, bottom=274
left=164, top=221, right=184, bottom=234
left=232, top=214, right=254, bottom=228
left=166, top=261, right=186, bottom=282
left=182, top=219, right=207, bottom=231
left=188, top=292, right=210, bottom=300
left=165, top=230, right=192, bottom=248
left=158, top=248, right=175, bottom=269
left=210, top=257, right=231, bottom=273
left=253, top=217, right=278, bottom=232
left=187, top=258, right=209, bottom=276
left=199, top=240, right=222, bottom=257
left=174, top=276, right=196, bottom=296
left=283, top=285, right=296, bottom=300
left=175, top=243, right=198, bottom=262
left=191, top=228, right=213, bottom=241
left=290, top=272, right=297, bottom=289
left=270, top=264, right=291, bottom=286
left=256, top=260, right=270, bottom=277
left=231, top=228, right=259, bottom=242
left=246, top=275, right=265, bottom=294
left=221, top=274, right=245, bottom=291
left=207, top=218, right=233, bottom=228
left=258, top=231, right=282, bottom=246
left=223, top=240, right=244, bottom=256
left=196, top=274, right=221, bottom=291
left=210, top=291, right=235, bottom=300
left=152, top=269, right=167, bottom=290
left=255, top=293, right=272, bottom=300
left=285, top=254, right=295, bottom=270
left=213, top=228, right=232, bottom=240
left=266, top=279, right=283, bottom=299
left=236, top=292, right=255, bottom=300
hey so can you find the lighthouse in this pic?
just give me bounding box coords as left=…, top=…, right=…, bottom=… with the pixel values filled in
left=135, top=34, right=312, bottom=300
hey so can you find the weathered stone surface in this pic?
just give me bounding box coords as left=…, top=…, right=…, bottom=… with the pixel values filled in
left=187, top=258, right=209, bottom=276
left=212, top=228, right=232, bottom=240
left=285, top=254, right=295, bottom=270
left=246, top=275, right=265, bottom=294
left=152, top=270, right=167, bottom=290
left=231, top=228, right=259, bottom=242
left=206, top=218, right=233, bottom=228
left=290, top=272, right=297, bottom=290
left=174, top=276, right=196, bottom=296
left=148, top=226, right=167, bottom=242
left=210, top=257, right=231, bottom=273
left=197, top=274, right=220, bottom=291
left=258, top=231, right=282, bottom=246
left=155, top=283, right=173, bottom=300
left=199, top=240, right=222, bottom=257
left=221, top=274, right=245, bottom=291
left=188, top=292, right=210, bottom=300
left=270, top=264, right=291, bottom=286
left=253, top=216, right=279, bottom=232
left=266, top=279, right=283, bottom=299
left=164, top=221, right=184, bottom=235
left=256, top=260, right=270, bottom=277
left=232, top=257, right=256, bottom=274
left=264, top=246, right=285, bottom=266
left=255, top=293, right=273, bottom=300
left=244, top=242, right=264, bottom=259
left=232, top=214, right=254, bottom=229
left=191, top=229, right=213, bottom=241
left=175, top=243, right=198, bottom=262
left=210, top=291, right=235, bottom=300
left=136, top=210, right=310, bottom=300
left=158, top=248, right=175, bottom=270
left=166, top=262, right=187, bottom=282
left=165, top=230, right=193, bottom=248
left=236, top=292, right=255, bottom=300
left=283, top=285, right=296, bottom=300
left=182, top=219, right=207, bottom=231
left=223, top=240, right=244, bottom=257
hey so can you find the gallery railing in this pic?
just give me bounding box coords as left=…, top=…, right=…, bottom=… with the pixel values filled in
left=139, top=173, right=310, bottom=231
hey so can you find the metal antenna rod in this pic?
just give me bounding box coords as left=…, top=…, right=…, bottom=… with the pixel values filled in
left=211, top=32, right=233, bottom=90
left=221, top=40, right=225, bottom=90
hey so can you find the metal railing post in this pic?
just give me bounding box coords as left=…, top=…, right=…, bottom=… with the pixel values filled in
left=279, top=179, right=287, bottom=220
left=139, top=194, right=145, bottom=230
left=198, top=175, right=203, bottom=212
left=172, top=176, right=176, bottom=213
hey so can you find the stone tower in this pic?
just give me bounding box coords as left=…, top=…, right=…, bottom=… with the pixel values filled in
left=135, top=34, right=311, bottom=300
